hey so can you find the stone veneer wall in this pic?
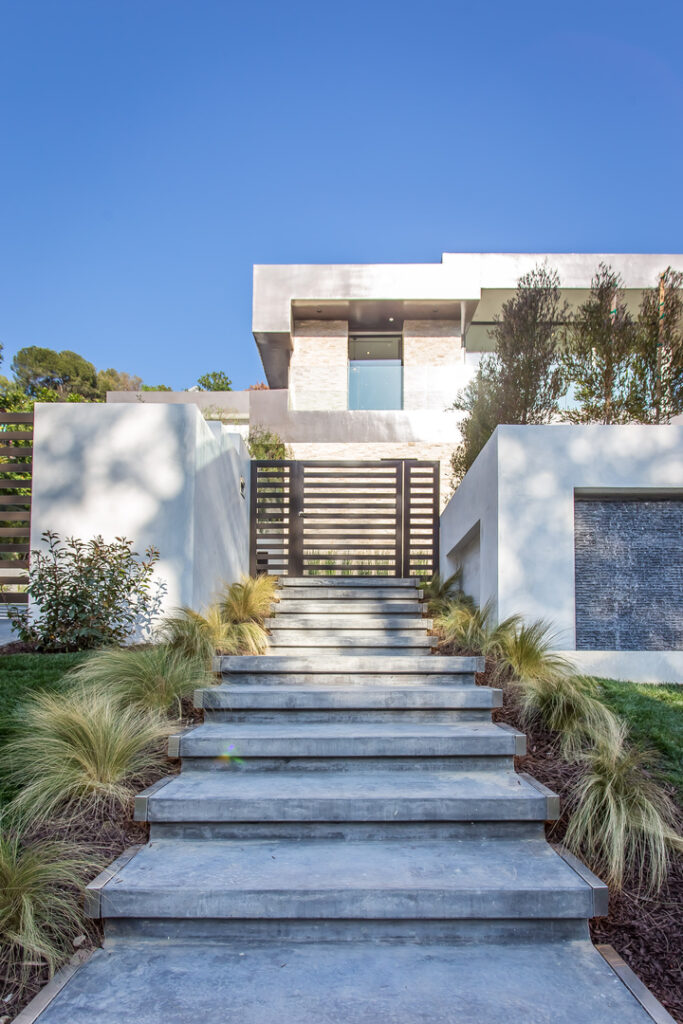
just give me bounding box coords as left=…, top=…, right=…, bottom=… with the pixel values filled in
left=401, top=323, right=464, bottom=411
left=574, top=498, right=683, bottom=650
left=289, top=320, right=348, bottom=411
left=289, top=440, right=455, bottom=510
left=402, top=320, right=464, bottom=410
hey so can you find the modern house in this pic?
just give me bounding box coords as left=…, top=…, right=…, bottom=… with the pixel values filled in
left=109, top=251, right=683, bottom=501
left=22, top=252, right=683, bottom=682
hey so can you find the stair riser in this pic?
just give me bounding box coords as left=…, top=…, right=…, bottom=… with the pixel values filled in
left=204, top=710, right=491, bottom=724
left=148, top=821, right=547, bottom=841
left=199, top=685, right=497, bottom=709
left=267, top=647, right=434, bottom=657
left=217, top=656, right=484, bottom=674
left=104, top=917, right=590, bottom=944
left=174, top=735, right=523, bottom=759
left=267, top=618, right=431, bottom=629
left=141, top=794, right=550, bottom=824
left=95, top=890, right=595, bottom=921
left=179, top=756, right=516, bottom=773
left=278, top=578, right=419, bottom=589
left=267, top=635, right=434, bottom=646
left=217, top=673, right=479, bottom=689
left=274, top=598, right=423, bottom=610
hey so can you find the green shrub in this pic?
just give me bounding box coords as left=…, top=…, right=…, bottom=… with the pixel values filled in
left=0, top=822, right=97, bottom=986
left=565, top=726, right=683, bottom=892
left=247, top=427, right=292, bottom=460
left=8, top=530, right=165, bottom=651
left=70, top=646, right=213, bottom=717
left=1, top=687, right=169, bottom=822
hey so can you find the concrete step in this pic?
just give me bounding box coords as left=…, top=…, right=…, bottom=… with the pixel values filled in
left=278, top=577, right=419, bottom=588
left=274, top=592, right=424, bottom=605
left=25, top=939, right=662, bottom=1024
left=267, top=616, right=432, bottom=629
left=214, top=672, right=478, bottom=688
left=217, top=654, right=483, bottom=675
left=169, top=721, right=525, bottom=760
left=86, top=837, right=603, bottom=922
left=267, top=646, right=433, bottom=657
left=267, top=634, right=434, bottom=646
left=136, top=769, right=558, bottom=826
left=196, top=684, right=502, bottom=710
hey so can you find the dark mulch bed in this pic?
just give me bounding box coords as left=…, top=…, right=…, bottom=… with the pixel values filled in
left=470, top=656, right=683, bottom=1023
left=0, top=640, right=39, bottom=655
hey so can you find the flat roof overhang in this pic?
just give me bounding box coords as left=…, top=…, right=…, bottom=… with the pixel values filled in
left=253, top=254, right=683, bottom=387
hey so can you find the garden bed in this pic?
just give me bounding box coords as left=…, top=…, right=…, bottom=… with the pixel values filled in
left=484, top=663, right=683, bottom=1023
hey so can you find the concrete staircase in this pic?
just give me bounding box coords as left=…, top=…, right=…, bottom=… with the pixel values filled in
left=27, top=578, right=670, bottom=1023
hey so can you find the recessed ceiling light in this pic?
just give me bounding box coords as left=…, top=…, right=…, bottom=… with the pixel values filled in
left=388, top=316, right=394, bottom=322
left=316, top=307, right=322, bottom=313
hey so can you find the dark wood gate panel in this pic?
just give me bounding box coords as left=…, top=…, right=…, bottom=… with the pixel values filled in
left=0, top=411, right=33, bottom=605
left=250, top=460, right=439, bottom=578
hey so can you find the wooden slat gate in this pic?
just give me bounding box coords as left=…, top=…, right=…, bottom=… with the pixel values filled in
left=0, top=411, right=33, bottom=605
left=250, top=459, right=439, bottom=578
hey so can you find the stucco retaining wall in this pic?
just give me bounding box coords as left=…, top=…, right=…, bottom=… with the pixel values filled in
left=440, top=424, right=683, bottom=683
left=31, top=404, right=249, bottom=620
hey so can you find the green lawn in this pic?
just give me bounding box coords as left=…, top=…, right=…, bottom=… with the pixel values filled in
left=597, top=678, right=683, bottom=801
left=0, top=653, right=87, bottom=803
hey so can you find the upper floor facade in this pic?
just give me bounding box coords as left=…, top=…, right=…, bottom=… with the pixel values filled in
left=252, top=252, right=683, bottom=414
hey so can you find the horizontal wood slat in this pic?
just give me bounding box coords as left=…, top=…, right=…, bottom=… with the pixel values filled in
left=251, top=459, right=437, bottom=579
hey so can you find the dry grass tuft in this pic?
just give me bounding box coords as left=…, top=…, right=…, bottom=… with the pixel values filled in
left=1, top=687, right=169, bottom=823
left=565, top=726, right=683, bottom=892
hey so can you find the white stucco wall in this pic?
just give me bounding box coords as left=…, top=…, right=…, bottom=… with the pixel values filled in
left=440, top=424, right=683, bottom=683
left=31, top=403, right=249, bottom=620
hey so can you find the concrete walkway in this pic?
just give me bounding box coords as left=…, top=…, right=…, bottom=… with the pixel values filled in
left=24, top=578, right=673, bottom=1023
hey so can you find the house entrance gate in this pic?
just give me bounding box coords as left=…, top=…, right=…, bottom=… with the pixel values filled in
left=249, top=459, right=439, bottom=578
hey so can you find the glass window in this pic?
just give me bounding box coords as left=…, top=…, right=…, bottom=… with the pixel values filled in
left=348, top=335, right=403, bottom=410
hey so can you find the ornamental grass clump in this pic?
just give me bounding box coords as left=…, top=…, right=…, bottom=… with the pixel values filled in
left=1, top=687, right=169, bottom=823
left=495, top=622, right=622, bottom=753
left=160, top=604, right=269, bottom=662
left=0, top=822, right=97, bottom=987
left=435, top=599, right=521, bottom=656
left=565, top=725, right=683, bottom=893
left=69, top=645, right=213, bottom=718
left=420, top=571, right=472, bottom=617
left=221, top=574, right=278, bottom=625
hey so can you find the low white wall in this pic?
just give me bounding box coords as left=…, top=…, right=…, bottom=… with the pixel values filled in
left=31, top=403, right=249, bottom=621
left=440, top=424, right=683, bottom=683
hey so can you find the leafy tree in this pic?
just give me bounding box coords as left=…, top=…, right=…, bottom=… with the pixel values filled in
left=488, top=264, right=568, bottom=423
left=450, top=264, right=568, bottom=485
left=96, top=368, right=143, bottom=396
left=450, top=360, right=505, bottom=484
left=247, top=427, right=292, bottom=460
left=247, top=381, right=269, bottom=390
left=11, top=347, right=99, bottom=399
left=561, top=264, right=638, bottom=424
left=633, top=267, right=683, bottom=423
left=140, top=383, right=173, bottom=392
left=196, top=371, right=233, bottom=391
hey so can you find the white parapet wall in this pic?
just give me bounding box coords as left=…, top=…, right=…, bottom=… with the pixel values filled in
left=31, top=403, right=250, bottom=618
left=440, top=424, right=683, bottom=684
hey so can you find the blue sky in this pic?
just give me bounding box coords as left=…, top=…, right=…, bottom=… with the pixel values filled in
left=1, top=0, right=682, bottom=390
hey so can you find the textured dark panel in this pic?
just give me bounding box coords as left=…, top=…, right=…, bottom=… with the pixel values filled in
left=574, top=499, right=683, bottom=651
